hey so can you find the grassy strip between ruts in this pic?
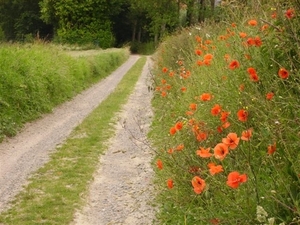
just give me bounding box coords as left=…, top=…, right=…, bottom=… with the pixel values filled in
left=0, top=56, right=147, bottom=225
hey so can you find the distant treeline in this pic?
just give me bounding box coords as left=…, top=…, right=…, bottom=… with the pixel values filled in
left=0, top=0, right=220, bottom=48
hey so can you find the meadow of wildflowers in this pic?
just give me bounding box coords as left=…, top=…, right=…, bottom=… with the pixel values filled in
left=150, top=1, right=300, bottom=224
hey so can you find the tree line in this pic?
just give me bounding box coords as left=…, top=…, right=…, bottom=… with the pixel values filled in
left=0, top=0, right=218, bottom=48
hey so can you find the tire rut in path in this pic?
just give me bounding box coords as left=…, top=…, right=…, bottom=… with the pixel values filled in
left=0, top=55, right=140, bottom=213
left=71, top=57, right=157, bottom=225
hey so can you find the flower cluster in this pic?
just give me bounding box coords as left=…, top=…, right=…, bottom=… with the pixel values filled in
left=152, top=4, right=299, bottom=223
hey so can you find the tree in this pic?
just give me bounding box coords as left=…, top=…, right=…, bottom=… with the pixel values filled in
left=0, top=0, right=51, bottom=41
left=40, top=0, right=124, bottom=47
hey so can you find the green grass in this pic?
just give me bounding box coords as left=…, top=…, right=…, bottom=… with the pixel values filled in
left=149, top=1, right=300, bottom=224
left=0, top=44, right=129, bottom=141
left=0, top=56, right=147, bottom=225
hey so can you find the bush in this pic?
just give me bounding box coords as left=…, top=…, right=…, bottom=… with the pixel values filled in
left=130, top=41, right=156, bottom=55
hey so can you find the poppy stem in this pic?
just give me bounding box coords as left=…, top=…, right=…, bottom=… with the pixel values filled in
left=247, top=141, right=260, bottom=204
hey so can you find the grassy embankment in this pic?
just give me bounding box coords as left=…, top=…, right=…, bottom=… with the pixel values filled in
left=0, top=52, right=147, bottom=224
left=149, top=1, right=300, bottom=224
left=0, top=44, right=129, bottom=141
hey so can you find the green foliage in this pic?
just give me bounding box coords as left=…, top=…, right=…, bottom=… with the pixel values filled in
left=130, top=41, right=156, bottom=55
left=0, top=44, right=129, bottom=141
left=40, top=0, right=122, bottom=47
left=150, top=0, right=300, bottom=224
left=0, top=0, right=51, bottom=41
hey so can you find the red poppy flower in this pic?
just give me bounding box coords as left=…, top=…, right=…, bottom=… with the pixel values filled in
left=266, top=92, right=274, bottom=100
left=239, top=84, right=245, bottom=91
left=247, top=67, right=257, bottom=75
left=196, top=131, right=208, bottom=142
left=229, top=60, right=240, bottom=70
left=170, top=126, right=177, bottom=135
left=162, top=67, right=168, bottom=73
left=237, top=109, right=248, bottom=122
left=167, top=148, right=174, bottom=154
left=191, top=176, right=206, bottom=194
left=222, top=121, right=231, bottom=129
left=181, top=86, right=187, bottom=92
left=217, top=126, right=223, bottom=133
left=249, top=73, right=259, bottom=82
left=175, top=121, right=183, bottom=131
left=239, top=32, right=247, bottom=38
left=197, top=60, right=204, bottom=66
left=267, top=142, right=276, bottom=155
left=222, top=132, right=240, bottom=150
left=285, top=8, right=295, bottom=19
left=169, top=71, right=175, bottom=77
left=189, top=103, right=197, bottom=111
left=248, top=19, right=258, bottom=26
left=196, top=147, right=212, bottom=158
left=167, top=179, right=174, bottom=189
left=211, top=104, right=222, bottom=116
left=220, top=111, right=230, bottom=123
left=246, top=37, right=255, bottom=46
left=208, top=162, right=223, bottom=175
left=278, top=68, right=289, bottom=79
left=214, top=143, right=229, bottom=160
left=200, top=93, right=212, bottom=101
left=176, top=144, right=184, bottom=151
left=195, top=35, right=202, bottom=43
left=210, top=218, right=220, bottom=225
left=204, top=54, right=213, bottom=60
left=226, top=171, right=247, bottom=188
left=203, top=58, right=212, bottom=66
left=156, top=159, right=163, bottom=170
left=195, top=49, right=202, bottom=55
left=241, top=128, right=253, bottom=141
left=224, top=54, right=230, bottom=61
left=254, top=36, right=262, bottom=47
left=261, top=24, right=269, bottom=31
left=161, top=91, right=167, bottom=97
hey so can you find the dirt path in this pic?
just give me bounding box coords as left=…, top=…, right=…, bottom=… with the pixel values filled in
left=0, top=55, right=140, bottom=213
left=71, top=57, right=157, bottom=225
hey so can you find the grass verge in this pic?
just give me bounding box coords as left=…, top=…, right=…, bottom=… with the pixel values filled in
left=0, top=56, right=147, bottom=225
left=0, top=44, right=129, bottom=141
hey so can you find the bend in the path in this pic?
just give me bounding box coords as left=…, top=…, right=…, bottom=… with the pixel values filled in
left=0, top=55, right=140, bottom=212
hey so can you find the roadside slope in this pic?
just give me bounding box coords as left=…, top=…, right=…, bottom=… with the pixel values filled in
left=0, top=55, right=140, bottom=212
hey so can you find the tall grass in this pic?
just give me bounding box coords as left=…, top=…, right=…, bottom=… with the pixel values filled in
left=0, top=44, right=129, bottom=141
left=150, top=1, right=300, bottom=224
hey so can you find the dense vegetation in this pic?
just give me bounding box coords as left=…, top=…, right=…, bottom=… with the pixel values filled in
left=0, top=45, right=129, bottom=141
left=0, top=0, right=217, bottom=49
left=150, top=0, right=300, bottom=224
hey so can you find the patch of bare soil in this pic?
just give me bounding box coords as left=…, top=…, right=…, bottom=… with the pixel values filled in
left=71, top=57, right=157, bottom=225
left=0, top=55, right=140, bottom=213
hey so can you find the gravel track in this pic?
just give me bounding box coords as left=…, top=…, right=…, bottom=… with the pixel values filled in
left=0, top=55, right=141, bottom=213
left=71, top=56, right=157, bottom=225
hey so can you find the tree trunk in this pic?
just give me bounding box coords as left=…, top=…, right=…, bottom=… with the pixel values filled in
left=198, top=0, right=205, bottom=22
left=131, top=20, right=137, bottom=42
left=186, top=0, right=194, bottom=26
left=137, top=26, right=141, bottom=42
left=210, top=0, right=215, bottom=11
